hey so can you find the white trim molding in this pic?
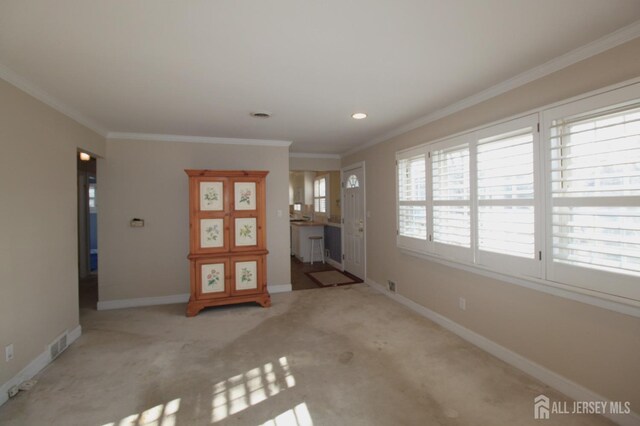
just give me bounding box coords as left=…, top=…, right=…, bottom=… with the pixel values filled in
left=268, top=283, right=292, bottom=293
left=343, top=20, right=640, bottom=157
left=97, top=294, right=190, bottom=310
left=0, top=325, right=82, bottom=407
left=366, top=278, right=640, bottom=426
left=107, top=132, right=292, bottom=147
left=289, top=152, right=341, bottom=159
left=97, top=286, right=292, bottom=310
left=326, top=258, right=343, bottom=270
left=400, top=248, right=640, bottom=318
left=0, top=63, right=107, bottom=137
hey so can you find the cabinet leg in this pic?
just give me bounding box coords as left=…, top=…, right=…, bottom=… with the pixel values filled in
left=258, top=294, right=272, bottom=308
left=186, top=301, right=203, bottom=317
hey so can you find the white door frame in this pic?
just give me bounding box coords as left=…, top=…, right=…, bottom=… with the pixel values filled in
left=77, top=170, right=90, bottom=279
left=340, top=161, right=366, bottom=281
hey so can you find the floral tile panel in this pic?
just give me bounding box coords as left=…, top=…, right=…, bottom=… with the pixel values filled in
left=200, top=218, right=224, bottom=248
left=200, top=181, right=223, bottom=211
left=201, top=263, right=225, bottom=294
left=235, top=217, right=257, bottom=246
left=234, top=182, right=256, bottom=210
left=235, top=261, right=258, bottom=290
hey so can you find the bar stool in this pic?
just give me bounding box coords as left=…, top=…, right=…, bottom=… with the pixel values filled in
left=309, top=235, right=325, bottom=264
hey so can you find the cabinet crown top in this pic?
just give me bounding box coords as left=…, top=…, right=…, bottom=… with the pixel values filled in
left=185, top=169, right=269, bottom=177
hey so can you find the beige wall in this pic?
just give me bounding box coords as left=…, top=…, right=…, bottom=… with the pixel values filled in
left=342, top=38, right=640, bottom=406
left=98, top=139, right=291, bottom=302
left=0, top=78, right=105, bottom=386
left=289, top=156, right=340, bottom=171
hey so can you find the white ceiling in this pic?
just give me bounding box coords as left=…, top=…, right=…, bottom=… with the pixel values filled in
left=1, top=1, right=640, bottom=154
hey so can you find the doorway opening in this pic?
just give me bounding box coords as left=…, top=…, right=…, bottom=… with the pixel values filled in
left=288, top=169, right=361, bottom=290
left=77, top=151, right=98, bottom=310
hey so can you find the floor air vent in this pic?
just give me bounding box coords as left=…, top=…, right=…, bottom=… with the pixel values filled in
left=49, top=332, right=68, bottom=361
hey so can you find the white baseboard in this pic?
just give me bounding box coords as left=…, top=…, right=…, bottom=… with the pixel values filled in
left=269, top=284, right=292, bottom=293
left=326, top=258, right=343, bottom=270
left=0, top=325, right=82, bottom=407
left=366, top=278, right=640, bottom=426
left=97, top=286, right=293, bottom=310
left=97, top=293, right=190, bottom=310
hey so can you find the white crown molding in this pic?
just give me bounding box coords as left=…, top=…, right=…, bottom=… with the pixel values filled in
left=107, top=132, right=292, bottom=147
left=289, top=152, right=341, bottom=159
left=3, top=18, right=639, bottom=154
left=0, top=63, right=108, bottom=137
left=342, top=19, right=640, bottom=157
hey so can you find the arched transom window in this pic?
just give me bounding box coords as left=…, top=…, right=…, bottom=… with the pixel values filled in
left=346, top=174, right=359, bottom=188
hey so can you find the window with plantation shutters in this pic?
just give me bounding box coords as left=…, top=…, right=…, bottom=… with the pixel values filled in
left=544, top=83, right=640, bottom=302
left=397, top=149, right=428, bottom=250
left=431, top=136, right=472, bottom=260
left=314, top=176, right=328, bottom=214
left=395, top=79, right=640, bottom=305
left=475, top=114, right=541, bottom=277
left=548, top=102, right=640, bottom=278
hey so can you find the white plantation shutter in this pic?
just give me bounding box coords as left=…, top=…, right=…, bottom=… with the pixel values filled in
left=544, top=86, right=640, bottom=301
left=397, top=148, right=428, bottom=251
left=475, top=114, right=541, bottom=277
left=313, top=176, right=327, bottom=214
left=394, top=81, right=640, bottom=303
left=431, top=135, right=472, bottom=260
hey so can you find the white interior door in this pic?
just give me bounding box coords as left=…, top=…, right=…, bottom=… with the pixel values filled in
left=343, top=165, right=365, bottom=279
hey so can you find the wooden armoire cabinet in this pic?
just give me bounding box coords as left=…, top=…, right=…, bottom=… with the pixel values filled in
left=185, top=170, right=271, bottom=317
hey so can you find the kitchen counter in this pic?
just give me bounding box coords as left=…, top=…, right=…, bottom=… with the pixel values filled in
left=290, top=221, right=342, bottom=263
left=290, top=221, right=342, bottom=228
left=290, top=221, right=325, bottom=227
left=290, top=222, right=324, bottom=262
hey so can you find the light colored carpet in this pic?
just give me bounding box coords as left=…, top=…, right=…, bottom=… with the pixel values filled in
left=0, top=284, right=613, bottom=425
left=308, top=270, right=357, bottom=286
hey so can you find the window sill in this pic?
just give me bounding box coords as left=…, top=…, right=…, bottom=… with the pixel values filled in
left=398, top=246, right=640, bottom=318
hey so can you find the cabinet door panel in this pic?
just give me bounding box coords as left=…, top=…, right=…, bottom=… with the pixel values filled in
left=200, top=181, right=224, bottom=211
left=200, top=218, right=224, bottom=248
left=233, top=181, right=257, bottom=211
left=196, top=258, right=230, bottom=299
left=234, top=217, right=257, bottom=246
left=190, top=177, right=229, bottom=254
left=231, top=256, right=264, bottom=295
left=230, top=215, right=265, bottom=251
left=235, top=261, right=258, bottom=291
left=196, top=216, right=229, bottom=253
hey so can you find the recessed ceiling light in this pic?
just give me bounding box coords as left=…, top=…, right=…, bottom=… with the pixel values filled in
left=250, top=112, right=271, bottom=119
left=351, top=112, right=367, bottom=120
left=79, top=152, right=91, bottom=161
